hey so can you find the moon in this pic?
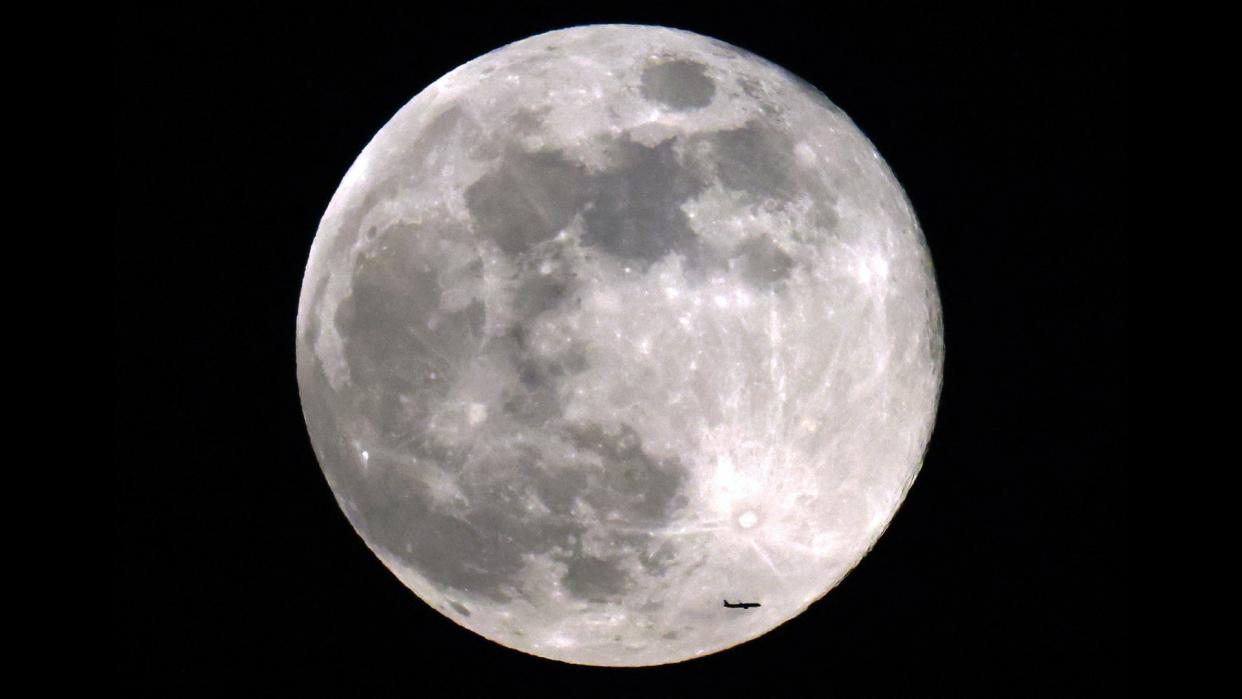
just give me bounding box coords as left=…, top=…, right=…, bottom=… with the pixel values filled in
left=296, top=24, right=943, bottom=666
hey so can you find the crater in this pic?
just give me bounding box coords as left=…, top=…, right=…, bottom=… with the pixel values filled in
left=641, top=59, right=716, bottom=110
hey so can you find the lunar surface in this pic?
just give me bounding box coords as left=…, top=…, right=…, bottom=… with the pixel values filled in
left=296, top=25, right=942, bottom=666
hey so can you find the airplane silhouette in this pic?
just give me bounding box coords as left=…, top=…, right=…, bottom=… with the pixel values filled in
left=723, top=600, right=761, bottom=609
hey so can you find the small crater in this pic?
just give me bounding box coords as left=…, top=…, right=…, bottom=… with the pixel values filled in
left=640, top=59, right=715, bottom=110
left=451, top=601, right=471, bottom=617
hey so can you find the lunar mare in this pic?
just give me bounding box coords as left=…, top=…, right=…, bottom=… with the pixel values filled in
left=297, top=25, right=942, bottom=666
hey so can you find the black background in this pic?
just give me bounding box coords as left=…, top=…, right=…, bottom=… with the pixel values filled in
left=114, top=3, right=1127, bottom=694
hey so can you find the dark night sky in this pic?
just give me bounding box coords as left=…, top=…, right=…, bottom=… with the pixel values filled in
left=114, top=3, right=1127, bottom=694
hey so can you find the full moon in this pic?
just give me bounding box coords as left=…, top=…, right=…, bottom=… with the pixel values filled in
left=297, top=25, right=942, bottom=666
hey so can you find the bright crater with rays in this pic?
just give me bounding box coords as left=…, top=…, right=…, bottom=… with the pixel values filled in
left=297, top=25, right=943, bottom=666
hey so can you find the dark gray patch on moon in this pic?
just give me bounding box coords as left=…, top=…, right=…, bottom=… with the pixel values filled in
left=732, top=236, right=795, bottom=287
left=336, top=221, right=484, bottom=438
left=568, top=423, right=687, bottom=523
left=490, top=247, right=587, bottom=427
left=404, top=509, right=526, bottom=601
left=704, top=121, right=802, bottom=201
left=466, top=146, right=591, bottom=255
left=580, top=138, right=706, bottom=268
left=461, top=123, right=816, bottom=291
left=504, top=344, right=588, bottom=429
left=520, top=448, right=587, bottom=515
left=336, top=418, right=690, bottom=603
left=377, top=455, right=583, bottom=601
left=464, top=132, right=713, bottom=270
left=333, top=446, right=527, bottom=602
left=563, top=554, right=630, bottom=601
left=510, top=259, right=573, bottom=323
left=640, top=59, right=716, bottom=110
